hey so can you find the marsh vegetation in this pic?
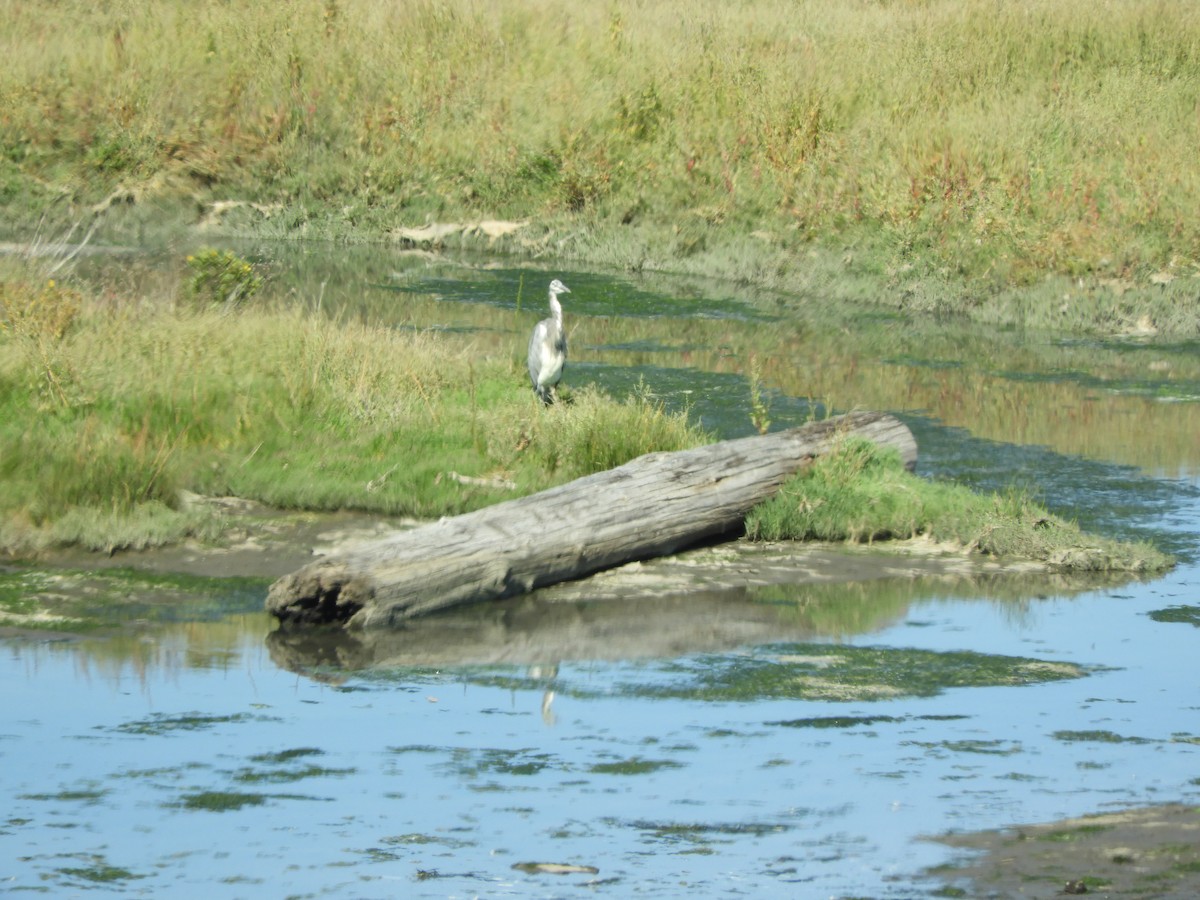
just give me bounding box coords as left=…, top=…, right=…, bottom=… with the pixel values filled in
left=745, top=438, right=1170, bottom=572
left=1, top=246, right=1176, bottom=573
left=2, top=0, right=1199, bottom=334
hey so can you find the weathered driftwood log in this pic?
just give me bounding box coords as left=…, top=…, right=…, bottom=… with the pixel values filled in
left=266, top=411, right=916, bottom=628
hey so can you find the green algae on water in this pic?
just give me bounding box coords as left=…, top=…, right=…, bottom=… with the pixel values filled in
left=177, top=790, right=268, bottom=812
left=232, top=764, right=356, bottom=784
left=248, top=747, right=325, bottom=764
left=19, top=788, right=108, bottom=804
left=0, top=566, right=268, bottom=632
left=110, top=711, right=281, bottom=736
left=56, top=857, right=146, bottom=884
left=588, top=757, right=685, bottom=776
left=1149, top=605, right=1200, bottom=627
left=619, top=643, right=1089, bottom=703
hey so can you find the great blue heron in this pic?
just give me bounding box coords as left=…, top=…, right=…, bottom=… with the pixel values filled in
left=527, top=278, right=570, bottom=404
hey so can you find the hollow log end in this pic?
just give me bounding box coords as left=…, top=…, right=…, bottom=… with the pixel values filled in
left=265, top=562, right=372, bottom=627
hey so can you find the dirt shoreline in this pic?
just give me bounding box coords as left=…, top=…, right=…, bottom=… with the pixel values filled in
left=2, top=498, right=1148, bottom=631
left=5, top=505, right=1113, bottom=602
left=920, top=803, right=1200, bottom=898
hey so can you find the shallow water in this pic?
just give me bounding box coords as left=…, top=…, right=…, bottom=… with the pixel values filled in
left=4, top=249, right=1200, bottom=898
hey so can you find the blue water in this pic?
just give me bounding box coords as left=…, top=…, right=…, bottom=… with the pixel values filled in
left=5, top=551, right=1199, bottom=898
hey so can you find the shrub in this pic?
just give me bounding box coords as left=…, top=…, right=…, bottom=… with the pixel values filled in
left=185, top=250, right=263, bottom=310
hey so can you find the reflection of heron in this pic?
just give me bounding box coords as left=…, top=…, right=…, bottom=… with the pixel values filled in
left=529, top=663, right=559, bottom=726
left=527, top=279, right=570, bottom=404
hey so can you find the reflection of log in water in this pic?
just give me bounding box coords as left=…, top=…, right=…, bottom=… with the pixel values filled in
left=264, top=547, right=1130, bottom=679
left=265, top=585, right=900, bottom=677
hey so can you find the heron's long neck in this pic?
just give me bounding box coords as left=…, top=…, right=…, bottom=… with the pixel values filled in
left=549, top=294, right=563, bottom=325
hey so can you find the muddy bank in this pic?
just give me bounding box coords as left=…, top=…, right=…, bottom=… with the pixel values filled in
left=2, top=499, right=1140, bottom=640
left=20, top=496, right=1126, bottom=587
left=922, top=803, right=1200, bottom=898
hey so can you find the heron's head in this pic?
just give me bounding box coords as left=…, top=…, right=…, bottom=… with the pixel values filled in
left=549, top=279, right=571, bottom=297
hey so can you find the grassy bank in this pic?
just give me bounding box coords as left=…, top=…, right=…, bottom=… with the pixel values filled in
left=2, top=0, right=1199, bottom=334
left=0, top=0, right=1188, bottom=566
left=0, top=257, right=708, bottom=555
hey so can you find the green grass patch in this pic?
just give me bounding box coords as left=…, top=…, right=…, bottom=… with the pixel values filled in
left=746, top=437, right=1171, bottom=572
left=0, top=264, right=708, bottom=555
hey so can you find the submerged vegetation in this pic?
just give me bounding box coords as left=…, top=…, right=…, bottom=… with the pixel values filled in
left=622, top=643, right=1089, bottom=703
left=0, top=566, right=266, bottom=632
left=746, top=438, right=1172, bottom=572
left=1, top=0, right=1199, bottom=334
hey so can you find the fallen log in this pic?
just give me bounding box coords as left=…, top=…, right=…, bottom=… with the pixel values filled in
left=266, top=411, right=917, bottom=628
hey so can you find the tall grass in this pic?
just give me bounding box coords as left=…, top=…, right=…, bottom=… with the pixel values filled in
left=2, top=0, right=1198, bottom=300
left=0, top=260, right=707, bottom=553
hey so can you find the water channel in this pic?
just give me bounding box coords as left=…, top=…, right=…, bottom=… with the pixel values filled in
left=3, top=242, right=1199, bottom=898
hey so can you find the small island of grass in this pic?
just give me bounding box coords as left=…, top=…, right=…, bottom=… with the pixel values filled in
left=747, top=438, right=1171, bottom=573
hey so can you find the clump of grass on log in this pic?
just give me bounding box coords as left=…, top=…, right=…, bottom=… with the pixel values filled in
left=745, top=438, right=1171, bottom=573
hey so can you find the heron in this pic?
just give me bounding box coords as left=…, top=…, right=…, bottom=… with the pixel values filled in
left=527, top=278, right=570, bottom=404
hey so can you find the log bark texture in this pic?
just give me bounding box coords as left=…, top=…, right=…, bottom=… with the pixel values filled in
left=265, top=411, right=916, bottom=628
